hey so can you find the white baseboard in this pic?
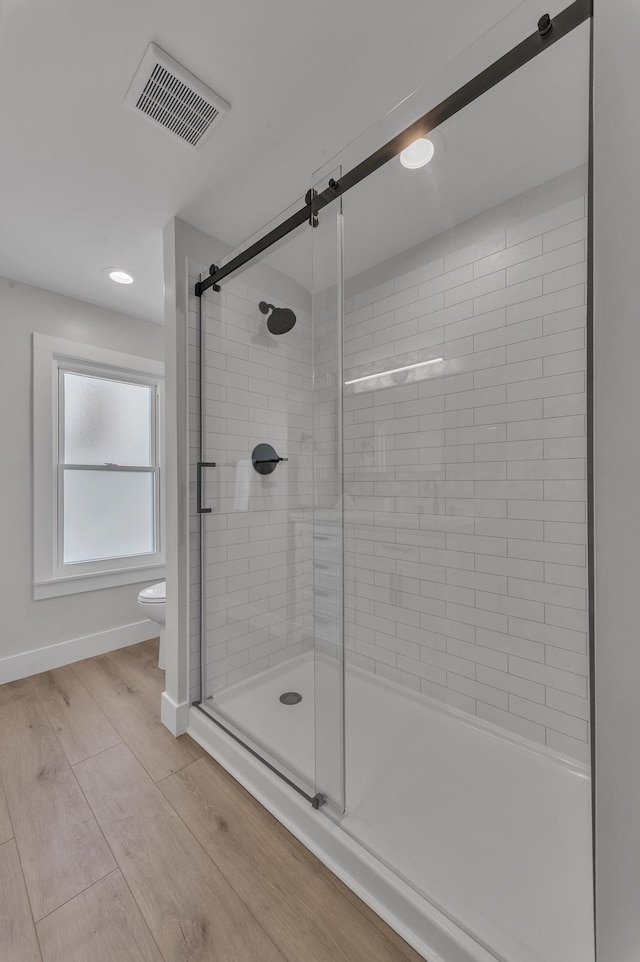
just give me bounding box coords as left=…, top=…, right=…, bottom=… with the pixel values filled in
left=0, top=619, right=159, bottom=684
left=161, top=690, right=190, bottom=735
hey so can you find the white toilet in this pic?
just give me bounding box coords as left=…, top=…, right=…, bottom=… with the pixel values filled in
left=137, top=581, right=166, bottom=670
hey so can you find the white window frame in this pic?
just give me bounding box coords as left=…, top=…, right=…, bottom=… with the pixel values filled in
left=33, top=334, right=165, bottom=599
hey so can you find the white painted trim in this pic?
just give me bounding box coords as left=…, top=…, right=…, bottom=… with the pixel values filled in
left=161, top=691, right=190, bottom=735
left=34, top=563, right=166, bottom=600
left=32, top=333, right=164, bottom=378
left=188, top=706, right=497, bottom=962
left=32, top=333, right=165, bottom=595
left=0, top=619, right=159, bottom=684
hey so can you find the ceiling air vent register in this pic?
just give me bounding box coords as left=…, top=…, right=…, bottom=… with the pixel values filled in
left=125, top=43, right=229, bottom=149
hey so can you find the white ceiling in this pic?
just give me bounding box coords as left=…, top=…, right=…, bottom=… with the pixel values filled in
left=259, top=20, right=589, bottom=292
left=0, top=0, right=587, bottom=323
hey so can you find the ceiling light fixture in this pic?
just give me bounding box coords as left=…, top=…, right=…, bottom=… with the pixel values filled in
left=105, top=269, right=135, bottom=285
left=399, top=137, right=435, bottom=169
left=345, top=357, right=444, bottom=386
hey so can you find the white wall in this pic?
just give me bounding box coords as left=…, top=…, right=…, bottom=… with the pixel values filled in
left=0, top=275, right=164, bottom=678
left=593, top=1, right=640, bottom=959
left=342, top=168, right=590, bottom=762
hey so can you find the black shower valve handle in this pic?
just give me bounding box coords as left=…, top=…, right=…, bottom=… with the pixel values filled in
left=251, top=443, right=288, bottom=475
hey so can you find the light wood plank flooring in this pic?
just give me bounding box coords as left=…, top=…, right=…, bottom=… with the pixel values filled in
left=0, top=778, right=12, bottom=845
left=0, top=639, right=425, bottom=962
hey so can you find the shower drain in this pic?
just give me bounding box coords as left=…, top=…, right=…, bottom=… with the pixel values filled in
left=279, top=691, right=302, bottom=705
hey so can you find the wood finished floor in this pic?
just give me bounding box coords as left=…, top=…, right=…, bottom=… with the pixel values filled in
left=0, top=639, right=425, bottom=962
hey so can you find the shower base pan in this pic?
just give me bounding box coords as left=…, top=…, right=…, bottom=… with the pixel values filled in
left=188, top=654, right=594, bottom=962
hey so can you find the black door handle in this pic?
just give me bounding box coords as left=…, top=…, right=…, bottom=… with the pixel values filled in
left=197, top=461, right=216, bottom=514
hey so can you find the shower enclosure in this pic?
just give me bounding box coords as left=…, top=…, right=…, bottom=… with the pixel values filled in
left=188, top=3, right=593, bottom=959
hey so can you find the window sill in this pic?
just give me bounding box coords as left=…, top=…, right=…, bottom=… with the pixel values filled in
left=34, top=563, right=166, bottom=600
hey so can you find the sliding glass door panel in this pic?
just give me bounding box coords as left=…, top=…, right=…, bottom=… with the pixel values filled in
left=311, top=167, right=346, bottom=813
left=198, top=206, right=317, bottom=798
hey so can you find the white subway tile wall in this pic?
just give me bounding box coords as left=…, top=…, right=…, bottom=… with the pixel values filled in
left=188, top=169, right=590, bottom=765
left=342, top=175, right=589, bottom=763
left=188, top=263, right=314, bottom=703
left=311, top=307, right=344, bottom=660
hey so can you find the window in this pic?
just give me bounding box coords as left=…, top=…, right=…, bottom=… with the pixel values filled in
left=33, top=335, right=164, bottom=599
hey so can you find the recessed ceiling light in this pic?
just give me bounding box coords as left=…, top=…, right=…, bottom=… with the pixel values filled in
left=104, top=268, right=135, bottom=285
left=399, top=137, right=435, bottom=170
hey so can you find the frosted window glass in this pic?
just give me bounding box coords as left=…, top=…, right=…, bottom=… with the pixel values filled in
left=63, top=373, right=152, bottom=466
left=63, top=470, right=155, bottom=563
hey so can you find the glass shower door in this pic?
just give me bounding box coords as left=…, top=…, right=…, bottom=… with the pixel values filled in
left=192, top=2, right=593, bottom=958
left=311, top=9, right=593, bottom=962
left=197, top=208, right=316, bottom=798
left=311, top=168, right=345, bottom=813
left=197, top=195, right=345, bottom=812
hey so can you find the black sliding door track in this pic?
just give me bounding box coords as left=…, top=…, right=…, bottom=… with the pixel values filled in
left=193, top=702, right=325, bottom=808
left=195, top=0, right=591, bottom=297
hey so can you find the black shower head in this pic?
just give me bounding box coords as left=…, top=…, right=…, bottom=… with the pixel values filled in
left=259, top=301, right=297, bottom=335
